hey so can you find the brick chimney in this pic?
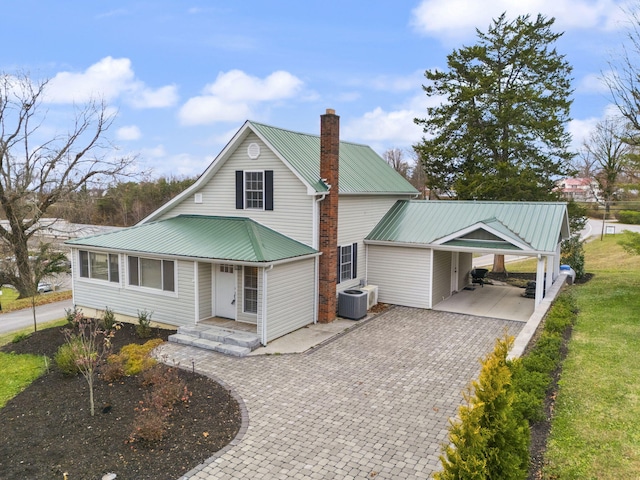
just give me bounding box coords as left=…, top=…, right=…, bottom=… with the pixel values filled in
left=318, top=109, right=339, bottom=324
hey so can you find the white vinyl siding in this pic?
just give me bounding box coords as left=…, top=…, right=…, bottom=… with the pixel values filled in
left=367, top=245, right=431, bottom=308
left=157, top=133, right=315, bottom=246
left=337, top=195, right=407, bottom=291
left=72, top=252, right=196, bottom=328
left=261, top=259, right=315, bottom=342
left=198, top=262, right=212, bottom=320
left=432, top=250, right=452, bottom=307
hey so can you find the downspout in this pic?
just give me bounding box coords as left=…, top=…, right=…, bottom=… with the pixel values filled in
left=313, top=193, right=327, bottom=325
left=313, top=193, right=327, bottom=250
left=71, top=248, right=76, bottom=307
left=261, top=265, right=273, bottom=346
left=194, top=262, right=199, bottom=324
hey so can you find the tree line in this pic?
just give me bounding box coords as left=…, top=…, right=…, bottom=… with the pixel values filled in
left=49, top=177, right=196, bottom=227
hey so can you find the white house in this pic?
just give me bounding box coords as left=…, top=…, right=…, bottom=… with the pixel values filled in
left=67, top=110, right=571, bottom=350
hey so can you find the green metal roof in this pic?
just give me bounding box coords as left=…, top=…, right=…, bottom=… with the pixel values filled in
left=249, top=121, right=418, bottom=195
left=66, top=215, right=318, bottom=263
left=366, top=201, right=570, bottom=253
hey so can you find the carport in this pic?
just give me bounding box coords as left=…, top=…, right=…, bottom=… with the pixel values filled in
left=365, top=200, right=571, bottom=314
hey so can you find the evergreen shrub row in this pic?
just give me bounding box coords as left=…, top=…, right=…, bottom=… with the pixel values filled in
left=616, top=210, right=640, bottom=224
left=436, top=291, right=577, bottom=479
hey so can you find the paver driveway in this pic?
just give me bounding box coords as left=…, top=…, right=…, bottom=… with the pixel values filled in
left=163, top=306, right=524, bottom=480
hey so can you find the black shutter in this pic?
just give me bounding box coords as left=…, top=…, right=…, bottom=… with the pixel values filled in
left=235, top=171, right=244, bottom=209
left=352, top=242, right=358, bottom=279
left=265, top=170, right=274, bottom=211
left=337, top=246, right=341, bottom=283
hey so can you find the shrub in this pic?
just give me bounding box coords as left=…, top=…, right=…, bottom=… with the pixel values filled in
left=560, top=235, right=585, bottom=279
left=54, top=338, right=82, bottom=376
left=109, top=338, right=164, bottom=376
left=136, top=310, right=153, bottom=338
left=130, top=365, right=190, bottom=443
left=435, top=334, right=530, bottom=480
left=101, top=307, right=118, bottom=331
left=131, top=394, right=169, bottom=442
left=616, top=210, right=640, bottom=224
left=100, top=361, right=125, bottom=383
left=510, top=291, right=578, bottom=423
left=64, top=306, right=82, bottom=327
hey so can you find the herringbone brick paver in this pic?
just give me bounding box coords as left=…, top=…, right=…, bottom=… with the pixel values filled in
left=165, top=306, right=523, bottom=480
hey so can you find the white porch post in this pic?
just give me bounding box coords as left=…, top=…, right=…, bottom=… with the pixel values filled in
left=261, top=267, right=269, bottom=346
left=554, top=242, right=561, bottom=280
left=546, top=255, right=554, bottom=293
left=535, top=255, right=545, bottom=306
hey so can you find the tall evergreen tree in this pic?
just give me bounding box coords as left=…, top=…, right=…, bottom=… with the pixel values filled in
left=414, top=13, right=574, bottom=201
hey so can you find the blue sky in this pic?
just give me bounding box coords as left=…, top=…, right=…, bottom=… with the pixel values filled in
left=0, top=0, right=632, bottom=178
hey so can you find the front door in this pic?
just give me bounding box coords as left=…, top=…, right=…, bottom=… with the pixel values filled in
left=215, top=264, right=236, bottom=319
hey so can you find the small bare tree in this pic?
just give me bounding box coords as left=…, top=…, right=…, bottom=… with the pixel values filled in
left=383, top=148, right=411, bottom=180
left=580, top=116, right=633, bottom=215
left=0, top=72, right=136, bottom=298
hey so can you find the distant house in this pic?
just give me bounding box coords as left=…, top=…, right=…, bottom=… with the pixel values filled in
left=557, top=177, right=600, bottom=203
left=67, top=110, right=570, bottom=346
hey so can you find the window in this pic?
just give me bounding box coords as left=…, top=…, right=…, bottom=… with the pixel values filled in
left=79, top=250, right=119, bottom=283
left=128, top=256, right=175, bottom=292
left=245, top=171, right=263, bottom=209
left=244, top=266, right=258, bottom=314
left=338, top=243, right=358, bottom=283
left=235, top=170, right=274, bottom=210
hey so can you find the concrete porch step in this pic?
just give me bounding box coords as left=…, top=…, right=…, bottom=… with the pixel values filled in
left=168, top=325, right=260, bottom=357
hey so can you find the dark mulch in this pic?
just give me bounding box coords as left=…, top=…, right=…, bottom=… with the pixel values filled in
left=0, top=323, right=242, bottom=480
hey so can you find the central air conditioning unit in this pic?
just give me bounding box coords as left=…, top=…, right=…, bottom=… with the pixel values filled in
left=338, top=289, right=368, bottom=320
left=359, top=285, right=379, bottom=309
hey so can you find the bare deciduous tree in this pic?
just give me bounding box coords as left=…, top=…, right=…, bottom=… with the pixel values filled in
left=0, top=72, right=136, bottom=297
left=383, top=148, right=411, bottom=180
left=580, top=116, right=633, bottom=213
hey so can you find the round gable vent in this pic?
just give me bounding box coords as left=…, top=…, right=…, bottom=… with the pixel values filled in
left=247, top=142, right=261, bottom=159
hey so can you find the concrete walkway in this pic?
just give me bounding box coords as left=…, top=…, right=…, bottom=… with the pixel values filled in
left=162, top=307, right=524, bottom=479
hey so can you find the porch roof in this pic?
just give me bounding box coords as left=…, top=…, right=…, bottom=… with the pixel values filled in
left=366, top=200, right=570, bottom=253
left=66, top=215, right=318, bottom=263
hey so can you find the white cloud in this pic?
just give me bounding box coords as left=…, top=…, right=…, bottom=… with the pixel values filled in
left=116, top=125, right=141, bottom=141
left=577, top=72, right=611, bottom=94
left=411, top=0, right=625, bottom=41
left=343, top=94, right=432, bottom=151
left=178, top=70, right=303, bottom=125
left=129, top=85, right=179, bottom=109
left=569, top=103, right=621, bottom=149
left=45, top=56, right=178, bottom=108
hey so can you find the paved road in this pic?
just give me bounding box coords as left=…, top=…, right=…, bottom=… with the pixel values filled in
left=163, top=307, right=524, bottom=480
left=0, top=298, right=73, bottom=334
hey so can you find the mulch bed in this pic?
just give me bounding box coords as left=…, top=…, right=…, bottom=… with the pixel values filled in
left=0, top=323, right=241, bottom=480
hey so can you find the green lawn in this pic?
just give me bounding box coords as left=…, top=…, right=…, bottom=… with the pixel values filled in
left=542, top=236, right=640, bottom=479
left=0, top=352, right=48, bottom=408
left=0, top=318, right=67, bottom=409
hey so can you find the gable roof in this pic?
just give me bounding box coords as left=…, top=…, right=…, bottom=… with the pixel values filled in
left=142, top=119, right=417, bottom=223
left=249, top=121, right=417, bottom=195
left=366, top=201, right=570, bottom=253
left=66, top=215, right=318, bottom=264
